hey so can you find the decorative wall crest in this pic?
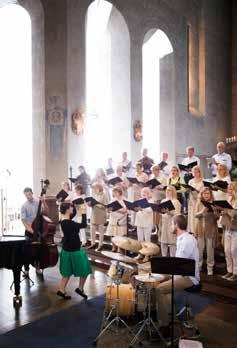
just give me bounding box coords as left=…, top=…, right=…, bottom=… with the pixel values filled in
left=71, top=109, right=84, bottom=136
left=133, top=120, right=143, bottom=142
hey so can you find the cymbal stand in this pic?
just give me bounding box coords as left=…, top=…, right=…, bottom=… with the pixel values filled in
left=129, top=285, right=168, bottom=347
left=94, top=268, right=136, bottom=344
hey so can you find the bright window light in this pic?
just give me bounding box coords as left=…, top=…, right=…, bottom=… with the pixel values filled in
left=142, top=30, right=173, bottom=160
left=85, top=0, right=112, bottom=177
left=0, top=4, right=32, bottom=233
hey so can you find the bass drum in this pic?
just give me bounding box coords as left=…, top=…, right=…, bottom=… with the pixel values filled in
left=105, top=284, right=135, bottom=317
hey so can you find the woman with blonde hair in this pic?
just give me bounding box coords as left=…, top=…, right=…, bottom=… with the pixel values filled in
left=188, top=165, right=204, bottom=233
left=167, top=165, right=186, bottom=208
left=212, top=163, right=231, bottom=201
left=195, top=187, right=219, bottom=275
left=220, top=182, right=237, bottom=281
left=159, top=185, right=181, bottom=257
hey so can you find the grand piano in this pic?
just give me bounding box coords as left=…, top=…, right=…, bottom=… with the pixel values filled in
left=0, top=236, right=27, bottom=306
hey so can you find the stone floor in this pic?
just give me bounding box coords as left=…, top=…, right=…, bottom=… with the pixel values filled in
left=0, top=264, right=237, bottom=347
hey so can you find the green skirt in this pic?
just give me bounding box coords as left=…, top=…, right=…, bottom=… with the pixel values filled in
left=60, top=248, right=92, bottom=277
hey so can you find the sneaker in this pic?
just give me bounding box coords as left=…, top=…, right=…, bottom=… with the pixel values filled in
left=207, top=270, right=213, bottom=276
left=227, top=275, right=237, bottom=282
left=75, top=288, right=88, bottom=300
left=222, top=272, right=232, bottom=279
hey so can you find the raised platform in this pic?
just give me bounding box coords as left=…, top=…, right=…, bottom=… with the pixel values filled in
left=84, top=229, right=237, bottom=303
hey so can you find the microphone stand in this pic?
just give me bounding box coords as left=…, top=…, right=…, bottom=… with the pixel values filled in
left=69, top=166, right=73, bottom=190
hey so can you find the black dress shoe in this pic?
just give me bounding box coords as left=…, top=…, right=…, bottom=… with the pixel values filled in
left=75, top=288, right=88, bottom=300
left=56, top=290, right=71, bottom=300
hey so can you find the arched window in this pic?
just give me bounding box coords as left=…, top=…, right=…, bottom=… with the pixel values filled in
left=142, top=29, right=173, bottom=160
left=85, top=0, right=131, bottom=176
left=0, top=3, right=32, bottom=233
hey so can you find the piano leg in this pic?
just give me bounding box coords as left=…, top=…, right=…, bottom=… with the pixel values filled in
left=12, top=266, right=22, bottom=307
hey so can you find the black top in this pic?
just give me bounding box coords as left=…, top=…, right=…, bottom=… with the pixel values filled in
left=60, top=215, right=87, bottom=252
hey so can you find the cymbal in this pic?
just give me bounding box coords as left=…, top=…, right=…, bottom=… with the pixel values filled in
left=135, top=273, right=164, bottom=283
left=102, top=251, right=137, bottom=264
left=139, top=242, right=160, bottom=256
left=119, top=262, right=135, bottom=271
left=111, top=236, right=142, bottom=252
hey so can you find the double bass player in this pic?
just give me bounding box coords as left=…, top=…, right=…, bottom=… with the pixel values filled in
left=21, top=187, right=49, bottom=275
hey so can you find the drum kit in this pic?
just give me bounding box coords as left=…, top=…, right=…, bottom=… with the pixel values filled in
left=94, top=237, right=168, bottom=346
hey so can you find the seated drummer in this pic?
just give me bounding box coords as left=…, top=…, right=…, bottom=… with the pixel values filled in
left=21, top=187, right=49, bottom=275
left=155, top=214, right=200, bottom=326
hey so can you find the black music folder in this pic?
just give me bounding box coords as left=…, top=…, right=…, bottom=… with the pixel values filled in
left=127, top=177, right=143, bottom=185
left=107, top=176, right=123, bottom=186
left=72, top=197, right=84, bottom=205
left=213, top=180, right=229, bottom=189
left=124, top=199, right=149, bottom=211
left=149, top=200, right=175, bottom=212
left=203, top=180, right=214, bottom=188
left=203, top=180, right=228, bottom=190
left=85, top=196, right=102, bottom=207
left=158, top=161, right=168, bottom=170
left=201, top=200, right=214, bottom=212
left=68, top=177, right=78, bottom=184
left=144, top=178, right=161, bottom=189
left=178, top=161, right=198, bottom=171
left=180, top=183, right=199, bottom=192
left=106, top=200, right=123, bottom=212
left=124, top=200, right=136, bottom=211
left=56, top=190, right=69, bottom=201
left=213, top=200, right=234, bottom=210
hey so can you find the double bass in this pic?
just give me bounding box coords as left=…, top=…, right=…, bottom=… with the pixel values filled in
left=30, top=179, right=58, bottom=269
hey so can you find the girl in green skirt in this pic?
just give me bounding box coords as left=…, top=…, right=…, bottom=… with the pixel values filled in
left=57, top=202, right=92, bottom=300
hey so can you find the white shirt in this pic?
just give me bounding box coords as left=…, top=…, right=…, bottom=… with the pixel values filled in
left=135, top=202, right=153, bottom=228
left=160, top=162, right=172, bottom=178
left=182, top=155, right=200, bottom=167
left=176, top=232, right=200, bottom=285
left=211, top=152, right=232, bottom=175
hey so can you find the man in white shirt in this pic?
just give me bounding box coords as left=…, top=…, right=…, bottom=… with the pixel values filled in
left=208, top=142, right=232, bottom=177
left=182, top=146, right=200, bottom=168
left=156, top=214, right=200, bottom=325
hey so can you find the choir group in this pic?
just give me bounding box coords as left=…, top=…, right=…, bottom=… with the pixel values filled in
left=57, top=141, right=237, bottom=282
